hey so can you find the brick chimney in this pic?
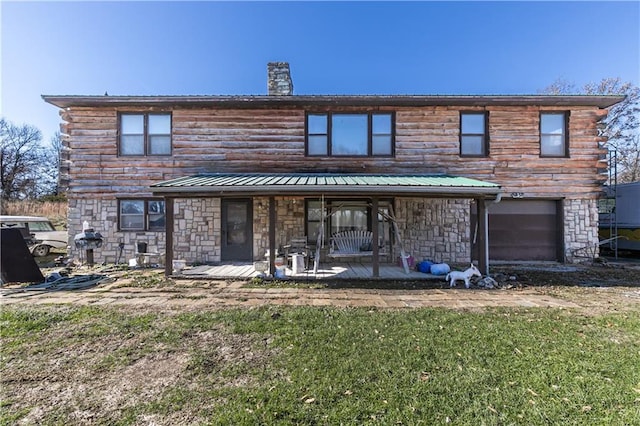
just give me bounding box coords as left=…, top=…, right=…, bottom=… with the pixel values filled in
left=267, top=62, right=293, bottom=96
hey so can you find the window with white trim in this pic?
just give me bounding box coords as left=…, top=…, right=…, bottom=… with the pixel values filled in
left=540, top=112, right=568, bottom=157
left=119, top=113, right=172, bottom=156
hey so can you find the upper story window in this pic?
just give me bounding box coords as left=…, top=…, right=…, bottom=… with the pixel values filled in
left=306, top=112, right=394, bottom=157
left=119, top=199, right=165, bottom=231
left=119, top=113, right=172, bottom=156
left=540, top=112, right=568, bottom=157
left=460, top=112, right=488, bottom=157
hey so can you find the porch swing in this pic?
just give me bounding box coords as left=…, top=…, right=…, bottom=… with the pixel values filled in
left=312, top=197, right=411, bottom=275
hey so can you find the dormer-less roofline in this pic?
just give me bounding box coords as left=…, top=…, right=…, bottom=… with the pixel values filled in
left=42, top=94, right=625, bottom=109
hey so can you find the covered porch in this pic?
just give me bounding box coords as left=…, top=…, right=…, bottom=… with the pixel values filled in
left=151, top=173, right=501, bottom=278
left=180, top=261, right=445, bottom=280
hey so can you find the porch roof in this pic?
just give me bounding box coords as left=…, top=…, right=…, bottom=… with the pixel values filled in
left=150, top=173, right=501, bottom=198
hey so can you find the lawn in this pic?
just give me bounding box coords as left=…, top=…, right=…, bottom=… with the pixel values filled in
left=1, top=304, right=639, bottom=425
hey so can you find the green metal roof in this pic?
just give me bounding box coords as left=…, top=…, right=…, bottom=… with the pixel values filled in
left=151, top=173, right=501, bottom=197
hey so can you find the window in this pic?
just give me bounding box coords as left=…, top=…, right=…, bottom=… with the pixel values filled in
left=119, top=113, right=171, bottom=156
left=26, top=221, right=56, bottom=232
left=307, top=114, right=328, bottom=156
left=306, top=200, right=326, bottom=244
left=372, top=114, right=393, bottom=155
left=305, top=199, right=393, bottom=253
left=119, top=199, right=165, bottom=231
left=460, top=112, right=488, bottom=156
left=330, top=203, right=369, bottom=234
left=540, top=112, right=568, bottom=157
left=306, top=112, right=394, bottom=157
left=0, top=220, right=55, bottom=232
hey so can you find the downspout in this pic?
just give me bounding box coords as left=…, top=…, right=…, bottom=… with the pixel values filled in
left=483, top=192, right=502, bottom=276
left=474, top=193, right=502, bottom=244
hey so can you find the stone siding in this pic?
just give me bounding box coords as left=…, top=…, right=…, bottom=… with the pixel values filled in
left=68, top=197, right=220, bottom=265
left=67, top=197, right=166, bottom=264
left=564, top=198, right=600, bottom=262
left=394, top=198, right=471, bottom=264
left=174, top=198, right=220, bottom=263
left=71, top=196, right=604, bottom=267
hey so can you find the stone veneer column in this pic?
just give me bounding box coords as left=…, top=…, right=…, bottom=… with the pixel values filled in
left=564, top=198, right=599, bottom=262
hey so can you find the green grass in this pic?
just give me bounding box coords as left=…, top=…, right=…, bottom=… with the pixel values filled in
left=247, top=276, right=326, bottom=288
left=1, top=305, right=639, bottom=425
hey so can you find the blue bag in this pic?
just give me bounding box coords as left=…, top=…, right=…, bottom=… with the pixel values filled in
left=430, top=263, right=451, bottom=276
left=417, top=260, right=433, bottom=274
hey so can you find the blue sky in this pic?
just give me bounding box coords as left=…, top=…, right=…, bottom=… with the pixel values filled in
left=2, top=1, right=639, bottom=143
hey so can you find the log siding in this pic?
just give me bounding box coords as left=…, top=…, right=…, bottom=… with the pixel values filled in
left=59, top=104, right=608, bottom=199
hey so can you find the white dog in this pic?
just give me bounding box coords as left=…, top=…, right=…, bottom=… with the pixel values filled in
left=446, top=263, right=482, bottom=289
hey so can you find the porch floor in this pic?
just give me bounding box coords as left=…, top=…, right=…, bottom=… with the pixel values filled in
left=180, top=262, right=443, bottom=281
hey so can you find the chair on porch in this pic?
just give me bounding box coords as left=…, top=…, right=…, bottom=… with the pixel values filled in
left=284, top=236, right=310, bottom=272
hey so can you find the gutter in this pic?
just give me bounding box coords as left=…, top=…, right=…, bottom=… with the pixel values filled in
left=42, top=94, right=626, bottom=109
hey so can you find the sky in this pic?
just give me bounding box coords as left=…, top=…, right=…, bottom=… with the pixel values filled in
left=2, top=1, right=639, bottom=144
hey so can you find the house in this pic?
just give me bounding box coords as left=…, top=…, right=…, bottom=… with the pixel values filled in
left=43, top=62, right=623, bottom=278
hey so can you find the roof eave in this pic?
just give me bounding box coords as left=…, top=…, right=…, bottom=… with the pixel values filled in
left=42, top=94, right=626, bottom=109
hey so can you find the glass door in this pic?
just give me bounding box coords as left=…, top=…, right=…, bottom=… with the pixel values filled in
left=221, top=199, right=253, bottom=261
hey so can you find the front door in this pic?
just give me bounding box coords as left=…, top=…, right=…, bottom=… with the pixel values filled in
left=221, top=199, right=253, bottom=261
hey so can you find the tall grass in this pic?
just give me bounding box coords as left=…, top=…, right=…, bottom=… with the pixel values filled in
left=2, top=200, right=67, bottom=228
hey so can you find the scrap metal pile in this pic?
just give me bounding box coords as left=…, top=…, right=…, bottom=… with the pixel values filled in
left=1, top=274, right=113, bottom=297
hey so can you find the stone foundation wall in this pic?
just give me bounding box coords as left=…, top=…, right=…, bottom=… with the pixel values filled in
left=394, top=198, right=471, bottom=264
left=68, top=197, right=220, bottom=265
left=67, top=197, right=166, bottom=264
left=66, top=196, right=604, bottom=266
left=564, top=198, right=599, bottom=262
left=173, top=198, right=220, bottom=264
left=67, top=196, right=475, bottom=266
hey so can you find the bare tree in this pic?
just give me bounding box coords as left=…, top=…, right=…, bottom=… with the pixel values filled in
left=47, top=131, right=64, bottom=196
left=617, top=135, right=640, bottom=183
left=540, top=77, right=640, bottom=183
left=541, top=77, right=578, bottom=95
left=0, top=118, right=56, bottom=203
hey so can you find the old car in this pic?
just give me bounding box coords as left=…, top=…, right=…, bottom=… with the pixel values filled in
left=0, top=215, right=68, bottom=256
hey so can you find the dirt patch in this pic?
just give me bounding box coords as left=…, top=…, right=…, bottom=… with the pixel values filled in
left=5, top=261, right=640, bottom=315
left=480, top=263, right=640, bottom=315
left=1, top=307, right=278, bottom=425
left=494, top=262, right=640, bottom=288
left=530, top=285, right=640, bottom=315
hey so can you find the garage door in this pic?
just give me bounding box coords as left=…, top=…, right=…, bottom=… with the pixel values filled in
left=473, top=200, right=562, bottom=261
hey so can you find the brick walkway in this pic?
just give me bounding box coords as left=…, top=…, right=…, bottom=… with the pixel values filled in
left=1, top=279, right=582, bottom=310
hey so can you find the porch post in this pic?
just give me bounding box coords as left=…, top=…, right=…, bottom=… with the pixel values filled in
left=269, top=196, right=276, bottom=276
left=164, top=196, right=174, bottom=277
left=476, top=197, right=489, bottom=276
left=372, top=197, right=379, bottom=277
